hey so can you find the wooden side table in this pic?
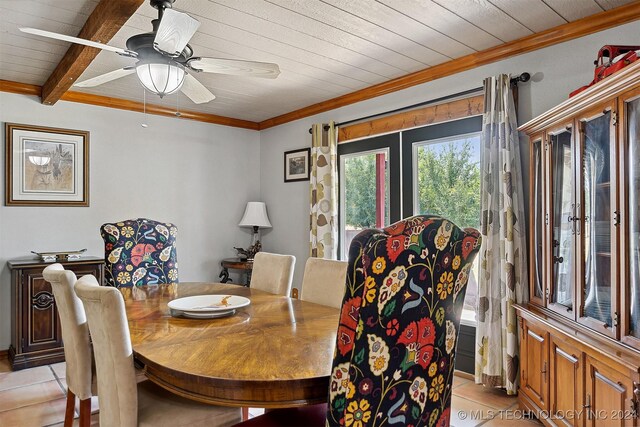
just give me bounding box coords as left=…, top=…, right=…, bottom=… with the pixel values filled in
left=219, top=258, right=253, bottom=286
left=8, top=256, right=104, bottom=370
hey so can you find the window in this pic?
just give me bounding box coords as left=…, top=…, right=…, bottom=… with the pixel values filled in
left=340, top=149, right=389, bottom=256
left=338, top=133, right=401, bottom=260
left=338, top=116, right=482, bottom=324
left=412, top=134, right=481, bottom=229
left=409, top=132, right=482, bottom=324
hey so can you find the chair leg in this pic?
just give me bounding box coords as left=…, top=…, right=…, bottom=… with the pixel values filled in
left=79, top=398, right=91, bottom=427
left=242, top=407, right=249, bottom=421
left=64, top=390, right=75, bottom=427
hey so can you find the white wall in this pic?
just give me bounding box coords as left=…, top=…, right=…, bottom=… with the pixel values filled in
left=0, top=92, right=260, bottom=349
left=259, top=20, right=640, bottom=290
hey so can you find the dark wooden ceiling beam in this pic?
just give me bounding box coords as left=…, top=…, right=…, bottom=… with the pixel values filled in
left=41, top=0, right=145, bottom=105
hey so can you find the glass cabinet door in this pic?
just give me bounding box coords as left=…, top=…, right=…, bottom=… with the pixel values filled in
left=530, top=137, right=545, bottom=306
left=549, top=126, right=574, bottom=316
left=623, top=92, right=640, bottom=346
left=577, top=104, right=616, bottom=336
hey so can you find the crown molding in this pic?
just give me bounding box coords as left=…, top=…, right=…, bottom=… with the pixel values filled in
left=0, top=80, right=41, bottom=96
left=258, top=2, right=640, bottom=130
left=0, top=80, right=260, bottom=130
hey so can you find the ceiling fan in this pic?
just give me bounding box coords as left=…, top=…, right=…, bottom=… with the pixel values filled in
left=20, top=0, right=280, bottom=104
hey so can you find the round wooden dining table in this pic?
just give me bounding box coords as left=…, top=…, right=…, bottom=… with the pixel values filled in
left=121, top=282, right=340, bottom=408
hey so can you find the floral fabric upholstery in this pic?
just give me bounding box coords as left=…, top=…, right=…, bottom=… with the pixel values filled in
left=327, top=215, right=481, bottom=427
left=100, top=218, right=178, bottom=288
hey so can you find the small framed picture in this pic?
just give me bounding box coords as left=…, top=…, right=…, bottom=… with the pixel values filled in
left=284, top=148, right=311, bottom=182
left=5, top=123, right=89, bottom=206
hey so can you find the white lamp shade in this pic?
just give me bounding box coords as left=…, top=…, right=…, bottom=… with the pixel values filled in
left=136, top=61, right=185, bottom=96
left=239, top=202, right=272, bottom=228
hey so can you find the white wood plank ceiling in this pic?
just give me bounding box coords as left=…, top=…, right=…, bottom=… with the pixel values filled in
left=0, top=0, right=636, bottom=122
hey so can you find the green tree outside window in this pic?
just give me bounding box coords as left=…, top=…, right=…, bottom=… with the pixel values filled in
left=343, top=137, right=480, bottom=231
left=416, top=138, right=481, bottom=230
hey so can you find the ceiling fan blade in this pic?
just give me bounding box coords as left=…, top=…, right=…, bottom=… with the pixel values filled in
left=20, top=27, right=135, bottom=57
left=188, top=58, right=280, bottom=79
left=154, top=8, right=200, bottom=57
left=74, top=68, right=135, bottom=88
left=180, top=74, right=216, bottom=104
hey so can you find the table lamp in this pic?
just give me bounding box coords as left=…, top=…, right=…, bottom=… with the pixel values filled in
left=238, top=202, right=272, bottom=260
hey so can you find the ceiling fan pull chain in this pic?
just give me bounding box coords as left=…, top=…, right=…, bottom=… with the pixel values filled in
left=175, top=83, right=181, bottom=117
left=142, top=89, right=149, bottom=128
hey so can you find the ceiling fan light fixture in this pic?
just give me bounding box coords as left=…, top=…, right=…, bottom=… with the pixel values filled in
left=20, top=0, right=281, bottom=107
left=135, top=60, right=185, bottom=97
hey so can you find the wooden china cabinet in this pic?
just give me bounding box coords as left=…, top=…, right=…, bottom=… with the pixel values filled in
left=517, top=61, right=640, bottom=426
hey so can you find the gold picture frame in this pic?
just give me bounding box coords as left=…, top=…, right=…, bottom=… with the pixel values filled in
left=5, top=123, right=89, bottom=206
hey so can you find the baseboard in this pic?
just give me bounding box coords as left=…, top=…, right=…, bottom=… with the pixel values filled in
left=454, top=370, right=475, bottom=381
left=0, top=349, right=8, bottom=360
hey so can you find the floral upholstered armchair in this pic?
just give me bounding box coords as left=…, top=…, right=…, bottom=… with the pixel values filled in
left=100, top=218, right=178, bottom=287
left=327, top=215, right=481, bottom=426
left=228, top=215, right=481, bottom=427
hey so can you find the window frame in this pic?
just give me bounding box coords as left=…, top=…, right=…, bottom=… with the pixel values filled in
left=337, top=116, right=484, bottom=330
left=410, top=130, right=483, bottom=217
left=337, top=132, right=401, bottom=260
left=401, top=116, right=483, bottom=217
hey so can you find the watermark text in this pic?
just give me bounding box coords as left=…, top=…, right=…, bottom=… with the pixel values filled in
left=456, top=408, right=637, bottom=421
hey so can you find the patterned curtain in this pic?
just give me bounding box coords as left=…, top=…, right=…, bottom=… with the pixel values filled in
left=475, top=75, right=528, bottom=395
left=310, top=121, right=338, bottom=259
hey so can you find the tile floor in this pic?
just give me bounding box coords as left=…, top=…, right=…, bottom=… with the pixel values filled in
left=0, top=356, right=541, bottom=426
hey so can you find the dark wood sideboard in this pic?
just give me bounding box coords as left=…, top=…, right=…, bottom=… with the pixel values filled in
left=8, top=257, right=104, bottom=370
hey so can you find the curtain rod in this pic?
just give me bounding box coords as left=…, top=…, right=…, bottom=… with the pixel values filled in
left=308, top=72, right=530, bottom=133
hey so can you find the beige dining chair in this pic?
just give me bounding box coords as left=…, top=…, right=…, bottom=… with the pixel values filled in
left=74, top=275, right=242, bottom=427
left=299, top=258, right=348, bottom=309
left=42, top=263, right=93, bottom=427
left=249, top=252, right=295, bottom=296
